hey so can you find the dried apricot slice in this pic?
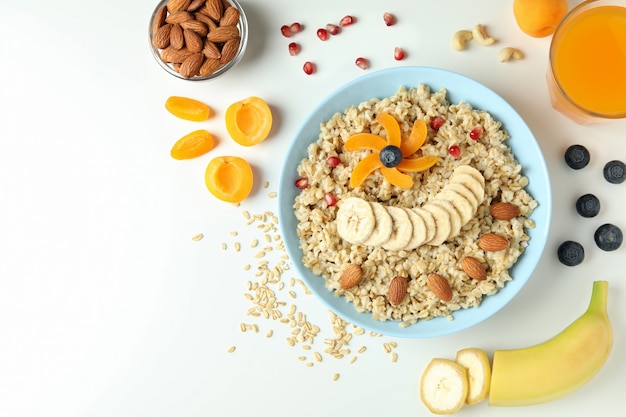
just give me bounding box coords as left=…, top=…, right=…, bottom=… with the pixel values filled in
left=400, top=119, right=427, bottom=157
left=165, top=96, right=211, bottom=121
left=225, top=96, right=273, bottom=146
left=170, top=129, right=217, bottom=160
left=349, top=153, right=383, bottom=188
left=205, top=156, right=254, bottom=203
left=344, top=133, right=386, bottom=152
left=376, top=113, right=401, bottom=147
left=396, top=155, right=438, bottom=172
left=380, top=166, right=413, bottom=188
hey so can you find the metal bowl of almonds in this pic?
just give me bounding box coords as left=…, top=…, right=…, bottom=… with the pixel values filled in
left=149, top=0, right=248, bottom=80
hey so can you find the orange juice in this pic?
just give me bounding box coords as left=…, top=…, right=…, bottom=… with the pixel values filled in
left=549, top=4, right=626, bottom=122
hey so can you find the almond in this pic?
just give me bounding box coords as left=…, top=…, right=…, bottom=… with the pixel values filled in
left=167, top=0, right=191, bottom=13
left=220, top=6, right=240, bottom=27
left=199, top=57, right=222, bottom=76
left=427, top=273, right=452, bottom=302
left=194, top=11, right=217, bottom=29
left=160, top=46, right=194, bottom=63
left=461, top=257, right=487, bottom=281
left=220, top=37, right=240, bottom=64
left=201, top=0, right=223, bottom=21
left=179, top=52, right=204, bottom=78
left=153, top=5, right=168, bottom=33
left=389, top=276, right=408, bottom=305
left=202, top=40, right=221, bottom=59
left=169, top=24, right=185, bottom=49
left=340, top=264, right=363, bottom=289
left=479, top=233, right=509, bottom=252
left=207, top=25, right=239, bottom=43
left=166, top=10, right=194, bottom=24
left=490, top=202, right=521, bottom=220
left=183, top=28, right=204, bottom=52
left=152, top=23, right=172, bottom=49
left=181, top=19, right=209, bottom=36
left=187, top=0, right=206, bottom=12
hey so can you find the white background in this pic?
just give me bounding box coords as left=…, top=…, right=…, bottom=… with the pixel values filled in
left=1, top=1, right=625, bottom=416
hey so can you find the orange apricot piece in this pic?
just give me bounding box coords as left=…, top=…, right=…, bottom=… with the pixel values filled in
left=396, top=155, right=438, bottom=173
left=400, top=119, right=427, bottom=157
left=380, top=167, right=413, bottom=188
left=205, top=156, right=254, bottom=203
left=225, top=96, right=273, bottom=146
left=349, top=153, right=383, bottom=188
left=344, top=133, right=387, bottom=152
left=165, top=96, right=211, bottom=121
left=513, top=0, right=568, bottom=38
left=376, top=113, right=401, bottom=147
left=170, top=129, right=217, bottom=160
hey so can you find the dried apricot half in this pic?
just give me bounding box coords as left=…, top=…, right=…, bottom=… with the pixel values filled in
left=170, top=129, right=217, bottom=160
left=165, top=96, right=211, bottom=121
left=225, top=96, right=273, bottom=146
left=205, top=156, right=254, bottom=203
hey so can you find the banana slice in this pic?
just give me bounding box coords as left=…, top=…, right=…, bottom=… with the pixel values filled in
left=438, top=187, right=475, bottom=225
left=423, top=202, right=452, bottom=246
left=455, top=348, right=491, bottom=405
left=452, top=173, right=485, bottom=206
left=431, top=199, right=462, bottom=241
left=362, top=202, right=394, bottom=246
left=402, top=207, right=428, bottom=250
left=412, top=207, right=437, bottom=244
left=420, top=358, right=469, bottom=414
left=447, top=182, right=479, bottom=212
left=381, top=206, right=413, bottom=250
left=336, top=197, right=376, bottom=244
left=453, top=165, right=485, bottom=187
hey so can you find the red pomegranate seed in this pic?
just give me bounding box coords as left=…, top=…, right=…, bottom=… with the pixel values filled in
left=289, top=22, right=303, bottom=34
left=295, top=177, right=309, bottom=189
left=394, top=47, right=406, bottom=60
left=316, top=28, right=329, bottom=40
left=327, top=156, right=341, bottom=167
left=383, top=12, right=396, bottom=26
left=469, top=126, right=483, bottom=140
left=324, top=192, right=338, bottom=207
left=326, top=23, right=341, bottom=35
left=280, top=25, right=292, bottom=38
left=355, top=57, right=369, bottom=69
left=288, top=42, right=300, bottom=56
left=339, top=15, right=356, bottom=26
left=303, top=61, right=315, bottom=75
left=449, top=145, right=461, bottom=158
left=430, top=116, right=445, bottom=130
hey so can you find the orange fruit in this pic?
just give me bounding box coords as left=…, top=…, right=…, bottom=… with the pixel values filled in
left=513, top=0, right=569, bottom=38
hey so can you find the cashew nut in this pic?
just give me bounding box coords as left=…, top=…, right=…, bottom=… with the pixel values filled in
left=451, top=30, right=473, bottom=51
left=472, top=24, right=496, bottom=46
left=498, top=47, right=524, bottom=62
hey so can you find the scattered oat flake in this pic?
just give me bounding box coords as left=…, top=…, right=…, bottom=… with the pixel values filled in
left=227, top=346, right=236, bottom=353
left=333, top=373, right=340, bottom=381
left=221, top=242, right=227, bottom=250
left=391, top=353, right=398, bottom=363
left=192, top=233, right=204, bottom=241
left=234, top=242, right=241, bottom=252
left=230, top=231, right=238, bottom=236
left=263, top=180, right=269, bottom=188
left=266, top=330, right=273, bottom=338
left=268, top=191, right=277, bottom=198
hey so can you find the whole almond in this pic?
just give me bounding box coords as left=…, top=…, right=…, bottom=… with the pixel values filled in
left=207, top=25, right=239, bottom=43
left=194, top=11, right=217, bottom=28
left=220, top=6, right=240, bottom=26
left=202, top=40, right=221, bottom=59
left=183, top=28, right=204, bottom=52
left=167, top=0, right=191, bottom=13
left=389, top=276, right=408, bottom=305
left=181, top=19, right=209, bottom=36
left=427, top=273, right=452, bottom=302
left=479, top=233, right=509, bottom=252
left=490, top=202, right=521, bottom=220
left=166, top=10, right=194, bottom=24
left=341, top=264, right=363, bottom=289
left=187, top=0, right=206, bottom=12
left=220, top=37, right=240, bottom=64
left=152, top=23, right=172, bottom=49
left=160, top=46, right=194, bottom=63
left=201, top=0, right=223, bottom=21
left=179, top=52, right=204, bottom=78
left=153, top=5, right=168, bottom=33
left=199, top=57, right=222, bottom=76
left=169, top=24, right=184, bottom=49
left=461, top=257, right=487, bottom=281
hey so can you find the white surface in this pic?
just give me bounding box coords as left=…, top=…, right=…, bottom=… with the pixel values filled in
left=0, top=1, right=624, bottom=416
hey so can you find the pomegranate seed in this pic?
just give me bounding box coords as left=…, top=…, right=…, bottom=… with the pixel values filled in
left=469, top=126, right=483, bottom=140
left=316, top=28, right=329, bottom=41
left=449, top=145, right=461, bottom=158
left=327, top=156, right=341, bottom=167
left=288, top=42, right=300, bottom=56
left=326, top=23, right=341, bottom=35
left=383, top=12, right=396, bottom=26
left=430, top=116, right=445, bottom=130
left=324, top=192, right=338, bottom=207
left=289, top=22, right=303, bottom=34
left=303, top=61, right=315, bottom=75
left=394, top=47, right=406, bottom=60
left=295, top=177, right=309, bottom=189
left=355, top=57, right=369, bottom=69
left=280, top=25, right=292, bottom=38
left=339, top=15, right=356, bottom=26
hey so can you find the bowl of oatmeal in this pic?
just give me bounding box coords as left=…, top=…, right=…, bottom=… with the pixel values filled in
left=278, top=67, right=551, bottom=338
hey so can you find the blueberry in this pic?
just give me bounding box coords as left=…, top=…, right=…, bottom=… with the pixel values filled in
left=575, top=194, right=601, bottom=218
left=564, top=144, right=590, bottom=170
left=379, top=145, right=403, bottom=168
left=557, top=241, right=585, bottom=266
left=594, top=223, right=623, bottom=251
left=603, top=160, right=625, bottom=184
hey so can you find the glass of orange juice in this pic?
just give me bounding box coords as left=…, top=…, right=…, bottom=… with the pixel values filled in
left=547, top=0, right=626, bottom=124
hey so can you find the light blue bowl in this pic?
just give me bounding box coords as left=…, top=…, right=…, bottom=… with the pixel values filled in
left=278, top=67, right=552, bottom=338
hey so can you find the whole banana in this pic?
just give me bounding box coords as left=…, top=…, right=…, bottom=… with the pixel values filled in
left=489, top=280, right=613, bottom=406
